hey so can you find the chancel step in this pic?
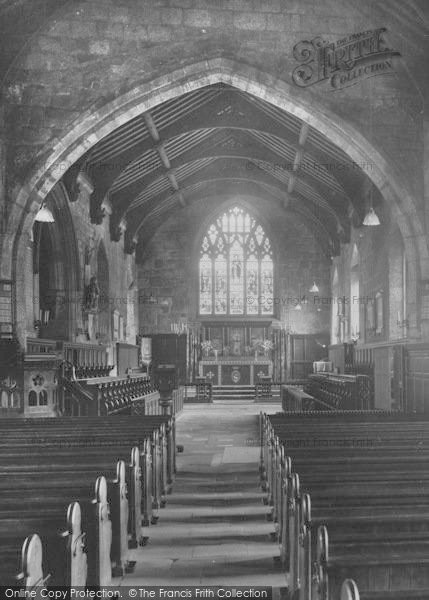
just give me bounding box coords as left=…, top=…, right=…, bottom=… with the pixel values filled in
left=212, top=386, right=257, bottom=401
left=211, top=386, right=281, bottom=402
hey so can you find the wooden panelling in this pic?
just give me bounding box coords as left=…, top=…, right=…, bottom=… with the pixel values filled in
left=373, top=346, right=391, bottom=410
left=405, top=344, right=429, bottom=413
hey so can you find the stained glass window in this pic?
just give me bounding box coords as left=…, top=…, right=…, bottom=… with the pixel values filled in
left=198, top=207, right=274, bottom=316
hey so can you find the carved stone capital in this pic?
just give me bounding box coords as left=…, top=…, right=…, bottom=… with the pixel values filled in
left=73, top=171, right=94, bottom=203
left=125, top=232, right=138, bottom=255
left=111, top=215, right=127, bottom=242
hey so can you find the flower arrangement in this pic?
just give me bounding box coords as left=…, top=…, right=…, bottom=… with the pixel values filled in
left=261, top=340, right=274, bottom=352
left=201, top=340, right=213, bottom=356
left=252, top=339, right=274, bottom=357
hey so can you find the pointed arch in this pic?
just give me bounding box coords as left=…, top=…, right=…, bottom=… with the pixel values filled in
left=4, top=58, right=426, bottom=341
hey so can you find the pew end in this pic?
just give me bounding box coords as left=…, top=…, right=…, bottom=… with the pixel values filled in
left=67, top=501, right=88, bottom=587
left=20, top=534, right=47, bottom=590
left=92, top=476, right=112, bottom=587
left=340, top=579, right=360, bottom=600
left=128, top=446, right=144, bottom=549
left=109, top=460, right=131, bottom=578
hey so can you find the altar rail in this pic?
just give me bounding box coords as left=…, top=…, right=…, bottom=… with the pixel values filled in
left=304, top=372, right=373, bottom=411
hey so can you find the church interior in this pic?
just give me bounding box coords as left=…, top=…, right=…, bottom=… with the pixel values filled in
left=0, top=0, right=429, bottom=597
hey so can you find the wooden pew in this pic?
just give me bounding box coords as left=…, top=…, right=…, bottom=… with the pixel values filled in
left=0, top=480, right=109, bottom=587
left=60, top=370, right=159, bottom=416
left=296, top=488, right=429, bottom=600
left=0, top=414, right=175, bottom=507
left=315, top=523, right=429, bottom=600
left=0, top=414, right=175, bottom=493
left=0, top=451, right=142, bottom=552
left=282, top=386, right=315, bottom=412
left=281, top=477, right=429, bottom=599
left=304, top=373, right=373, bottom=410
left=261, top=412, right=429, bottom=600
left=0, top=415, right=174, bottom=584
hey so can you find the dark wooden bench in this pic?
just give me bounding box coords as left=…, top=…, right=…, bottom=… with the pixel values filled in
left=0, top=479, right=109, bottom=587
left=0, top=414, right=176, bottom=499
left=261, top=412, right=429, bottom=600
left=0, top=415, right=175, bottom=586
left=316, top=524, right=429, bottom=600
left=304, top=374, right=373, bottom=411
left=0, top=460, right=127, bottom=584
left=60, top=372, right=159, bottom=416
left=281, top=386, right=315, bottom=412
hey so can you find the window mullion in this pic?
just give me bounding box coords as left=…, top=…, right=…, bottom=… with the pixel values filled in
left=211, top=253, right=215, bottom=316
left=258, top=251, right=262, bottom=316
left=227, top=240, right=230, bottom=316
left=243, top=241, right=247, bottom=316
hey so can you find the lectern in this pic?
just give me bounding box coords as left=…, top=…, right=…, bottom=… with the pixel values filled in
left=155, top=364, right=177, bottom=415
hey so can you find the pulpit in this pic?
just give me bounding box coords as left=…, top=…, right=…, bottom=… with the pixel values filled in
left=155, top=364, right=176, bottom=415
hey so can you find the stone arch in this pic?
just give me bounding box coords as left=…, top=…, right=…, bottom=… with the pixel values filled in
left=14, top=181, right=80, bottom=344
left=5, top=59, right=426, bottom=338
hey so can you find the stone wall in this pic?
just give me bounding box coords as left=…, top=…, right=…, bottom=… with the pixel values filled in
left=138, top=197, right=331, bottom=335
left=2, top=0, right=422, bottom=203
left=332, top=209, right=417, bottom=345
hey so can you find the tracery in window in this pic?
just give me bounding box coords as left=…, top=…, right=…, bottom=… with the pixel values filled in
left=199, top=207, right=273, bottom=316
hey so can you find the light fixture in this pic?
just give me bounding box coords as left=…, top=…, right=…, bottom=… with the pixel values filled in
left=34, top=204, right=55, bottom=223
left=363, top=207, right=380, bottom=226
left=294, top=302, right=302, bottom=311
left=309, top=281, right=319, bottom=293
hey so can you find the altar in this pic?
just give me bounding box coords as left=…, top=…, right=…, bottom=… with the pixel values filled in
left=199, top=357, right=272, bottom=386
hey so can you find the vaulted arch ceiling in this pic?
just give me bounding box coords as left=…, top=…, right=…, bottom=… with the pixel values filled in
left=64, top=83, right=379, bottom=257
left=1, top=0, right=427, bottom=262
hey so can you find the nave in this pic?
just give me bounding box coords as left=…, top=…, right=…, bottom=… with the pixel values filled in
left=120, top=401, right=286, bottom=589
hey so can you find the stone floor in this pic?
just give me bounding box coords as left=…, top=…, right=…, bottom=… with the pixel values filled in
left=120, top=401, right=287, bottom=590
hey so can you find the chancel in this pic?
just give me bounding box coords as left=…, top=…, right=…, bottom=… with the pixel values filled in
left=0, top=0, right=429, bottom=597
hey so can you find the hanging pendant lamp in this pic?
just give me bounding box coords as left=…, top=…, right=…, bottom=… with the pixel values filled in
left=363, top=207, right=380, bottom=226
left=34, top=204, right=55, bottom=223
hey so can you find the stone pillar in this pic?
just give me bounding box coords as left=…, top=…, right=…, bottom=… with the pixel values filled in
left=424, top=115, right=429, bottom=239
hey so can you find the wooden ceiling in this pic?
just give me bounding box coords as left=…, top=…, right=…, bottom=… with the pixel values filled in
left=69, top=83, right=376, bottom=256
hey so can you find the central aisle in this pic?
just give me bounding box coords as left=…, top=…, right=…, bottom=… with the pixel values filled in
left=122, top=401, right=287, bottom=588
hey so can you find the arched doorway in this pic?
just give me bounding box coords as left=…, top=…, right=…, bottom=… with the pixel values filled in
left=29, top=184, right=80, bottom=342
left=32, top=208, right=68, bottom=339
